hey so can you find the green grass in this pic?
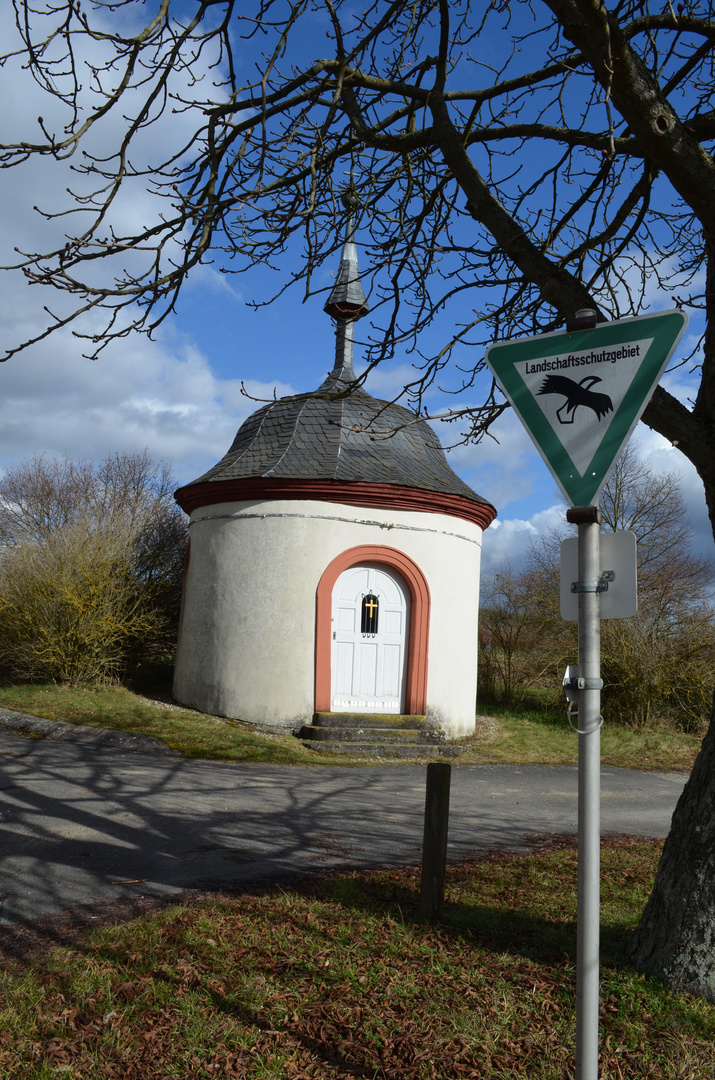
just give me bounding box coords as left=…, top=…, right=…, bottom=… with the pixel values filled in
left=0, top=675, right=702, bottom=770
left=0, top=680, right=334, bottom=766
left=1, top=840, right=713, bottom=1078
left=455, top=707, right=701, bottom=772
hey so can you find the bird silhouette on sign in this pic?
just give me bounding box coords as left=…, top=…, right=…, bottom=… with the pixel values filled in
left=537, top=374, right=613, bottom=425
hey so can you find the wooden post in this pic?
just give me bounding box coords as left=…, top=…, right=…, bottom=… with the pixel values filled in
left=419, top=761, right=451, bottom=921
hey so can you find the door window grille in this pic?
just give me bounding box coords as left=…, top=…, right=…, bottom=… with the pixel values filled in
left=361, top=593, right=379, bottom=636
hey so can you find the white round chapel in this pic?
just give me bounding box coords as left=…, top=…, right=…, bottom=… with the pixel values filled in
left=173, top=209, right=497, bottom=739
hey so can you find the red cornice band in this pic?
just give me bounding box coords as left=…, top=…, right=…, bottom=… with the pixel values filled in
left=175, top=477, right=497, bottom=530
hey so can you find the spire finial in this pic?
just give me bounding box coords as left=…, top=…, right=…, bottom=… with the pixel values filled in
left=323, top=190, right=369, bottom=322
left=323, top=190, right=369, bottom=386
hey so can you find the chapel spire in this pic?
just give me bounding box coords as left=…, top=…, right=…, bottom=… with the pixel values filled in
left=323, top=191, right=369, bottom=383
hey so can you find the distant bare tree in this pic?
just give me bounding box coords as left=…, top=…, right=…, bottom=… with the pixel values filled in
left=523, top=445, right=715, bottom=729
left=479, top=560, right=570, bottom=706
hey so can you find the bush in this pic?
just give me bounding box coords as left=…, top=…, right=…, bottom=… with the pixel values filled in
left=600, top=611, right=715, bottom=733
left=0, top=452, right=187, bottom=684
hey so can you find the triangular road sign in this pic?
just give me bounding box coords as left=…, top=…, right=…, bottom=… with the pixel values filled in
left=485, top=309, right=688, bottom=507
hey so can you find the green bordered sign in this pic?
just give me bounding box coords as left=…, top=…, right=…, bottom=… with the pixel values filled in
left=485, top=309, right=688, bottom=507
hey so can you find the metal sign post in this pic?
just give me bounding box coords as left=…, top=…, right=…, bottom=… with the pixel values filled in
left=567, top=505, right=603, bottom=1080
left=485, top=308, right=666, bottom=1080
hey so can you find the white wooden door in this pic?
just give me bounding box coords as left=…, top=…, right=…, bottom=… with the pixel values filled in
left=331, top=563, right=410, bottom=713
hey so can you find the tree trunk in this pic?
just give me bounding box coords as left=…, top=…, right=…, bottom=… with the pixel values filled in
left=631, top=237, right=715, bottom=998
left=630, top=700, right=715, bottom=1000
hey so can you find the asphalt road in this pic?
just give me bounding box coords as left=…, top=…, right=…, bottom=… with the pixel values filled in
left=0, top=725, right=688, bottom=927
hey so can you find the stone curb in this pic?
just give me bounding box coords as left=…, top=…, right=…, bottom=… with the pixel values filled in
left=0, top=708, right=180, bottom=757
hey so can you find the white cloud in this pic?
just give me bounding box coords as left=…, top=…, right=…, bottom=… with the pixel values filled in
left=0, top=11, right=274, bottom=487
left=0, top=2, right=235, bottom=328
left=0, top=6, right=711, bottom=581
left=360, top=362, right=420, bottom=398
left=629, top=431, right=712, bottom=561
left=477, top=430, right=714, bottom=580
left=0, top=314, right=293, bottom=484
left=440, top=407, right=560, bottom=513
left=480, top=503, right=566, bottom=576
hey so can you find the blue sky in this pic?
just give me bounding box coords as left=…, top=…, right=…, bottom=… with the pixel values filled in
left=138, top=235, right=715, bottom=571
left=0, top=2, right=711, bottom=576
left=0, top=128, right=710, bottom=577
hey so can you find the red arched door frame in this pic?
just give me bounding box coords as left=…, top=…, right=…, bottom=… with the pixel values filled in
left=315, top=545, right=430, bottom=715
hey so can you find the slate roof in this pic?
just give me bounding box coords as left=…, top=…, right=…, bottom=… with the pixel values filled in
left=189, top=361, right=490, bottom=508
left=183, top=208, right=493, bottom=513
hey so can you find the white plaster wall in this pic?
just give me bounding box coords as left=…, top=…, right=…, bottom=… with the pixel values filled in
left=173, top=498, right=484, bottom=736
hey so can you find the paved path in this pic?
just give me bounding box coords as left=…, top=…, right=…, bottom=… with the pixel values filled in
left=0, top=726, right=686, bottom=926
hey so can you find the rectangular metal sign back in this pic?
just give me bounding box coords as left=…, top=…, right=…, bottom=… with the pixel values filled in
left=560, top=532, right=637, bottom=621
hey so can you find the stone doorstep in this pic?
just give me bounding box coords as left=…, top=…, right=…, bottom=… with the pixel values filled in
left=297, top=710, right=461, bottom=759
left=312, top=711, right=429, bottom=731
left=304, top=741, right=462, bottom=760
left=300, top=724, right=442, bottom=745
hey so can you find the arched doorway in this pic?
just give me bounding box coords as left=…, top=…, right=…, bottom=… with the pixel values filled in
left=315, top=545, right=430, bottom=716
left=331, top=563, right=410, bottom=713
